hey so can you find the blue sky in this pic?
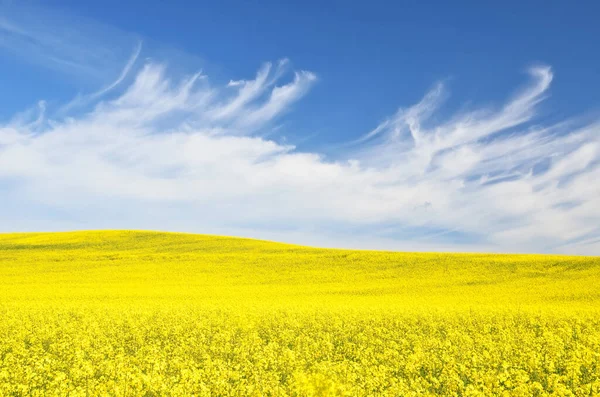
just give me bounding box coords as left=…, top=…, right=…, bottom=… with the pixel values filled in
left=1, top=0, right=599, bottom=254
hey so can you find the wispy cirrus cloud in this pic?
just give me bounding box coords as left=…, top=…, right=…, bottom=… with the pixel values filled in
left=0, top=7, right=599, bottom=255
left=58, top=41, right=143, bottom=114
left=0, top=3, right=140, bottom=82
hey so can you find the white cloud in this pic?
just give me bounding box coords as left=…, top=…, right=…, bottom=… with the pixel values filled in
left=0, top=3, right=141, bottom=82
left=58, top=41, right=143, bottom=114
left=0, top=11, right=599, bottom=254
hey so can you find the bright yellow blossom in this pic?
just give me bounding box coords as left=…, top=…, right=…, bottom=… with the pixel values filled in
left=1, top=231, right=599, bottom=396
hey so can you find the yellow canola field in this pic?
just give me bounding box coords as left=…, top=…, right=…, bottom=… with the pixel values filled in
left=0, top=230, right=599, bottom=396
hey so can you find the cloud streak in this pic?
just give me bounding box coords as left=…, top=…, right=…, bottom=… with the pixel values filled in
left=0, top=3, right=140, bottom=82
left=58, top=41, right=143, bottom=114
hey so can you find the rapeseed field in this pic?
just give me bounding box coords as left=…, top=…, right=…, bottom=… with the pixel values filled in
left=1, top=230, right=599, bottom=396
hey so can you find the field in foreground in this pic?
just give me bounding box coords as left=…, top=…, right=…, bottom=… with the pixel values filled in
left=1, top=231, right=599, bottom=396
